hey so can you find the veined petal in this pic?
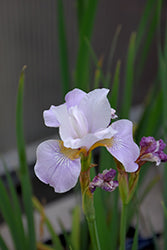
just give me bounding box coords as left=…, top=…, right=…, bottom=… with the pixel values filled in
left=65, top=88, right=86, bottom=108
left=79, top=88, right=112, bottom=132
left=107, top=119, right=140, bottom=172
left=34, top=140, right=81, bottom=193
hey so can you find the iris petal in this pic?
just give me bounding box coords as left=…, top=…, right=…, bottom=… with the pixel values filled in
left=107, top=119, right=140, bottom=172
left=65, top=88, right=86, bottom=108
left=79, top=88, right=111, bottom=132
left=34, top=140, right=81, bottom=193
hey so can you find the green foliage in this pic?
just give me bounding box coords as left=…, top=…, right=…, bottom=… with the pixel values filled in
left=1, top=0, right=167, bottom=249
left=75, top=0, right=99, bottom=90
left=57, top=0, right=71, bottom=95
left=16, top=66, right=36, bottom=250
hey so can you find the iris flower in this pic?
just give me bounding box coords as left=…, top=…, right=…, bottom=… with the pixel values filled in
left=136, top=136, right=167, bottom=166
left=34, top=88, right=139, bottom=193
left=89, top=169, right=118, bottom=193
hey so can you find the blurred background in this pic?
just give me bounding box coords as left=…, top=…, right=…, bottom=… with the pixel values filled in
left=0, top=1, right=167, bottom=249
left=0, top=0, right=164, bottom=154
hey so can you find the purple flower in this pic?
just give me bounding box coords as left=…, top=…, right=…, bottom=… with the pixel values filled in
left=34, top=88, right=139, bottom=193
left=137, top=136, right=167, bottom=166
left=89, top=169, right=118, bottom=193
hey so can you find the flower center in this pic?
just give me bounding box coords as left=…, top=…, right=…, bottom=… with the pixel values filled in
left=68, top=106, right=88, bottom=138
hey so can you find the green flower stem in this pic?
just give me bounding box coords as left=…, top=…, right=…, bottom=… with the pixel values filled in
left=119, top=203, right=128, bottom=250
left=80, top=153, right=101, bottom=250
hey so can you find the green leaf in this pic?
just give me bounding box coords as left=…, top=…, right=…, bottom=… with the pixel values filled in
left=94, top=188, right=110, bottom=249
left=33, top=197, right=63, bottom=250
left=76, top=0, right=86, bottom=31
left=80, top=218, right=89, bottom=250
left=16, top=66, right=36, bottom=250
left=135, top=1, right=160, bottom=83
left=57, top=0, right=71, bottom=95
left=105, top=25, right=121, bottom=87
left=71, top=206, right=81, bottom=250
left=108, top=189, right=119, bottom=250
left=131, top=216, right=139, bottom=250
left=0, top=178, right=22, bottom=250
left=110, top=60, right=121, bottom=109
left=121, top=32, right=136, bottom=118
left=85, top=38, right=107, bottom=87
left=134, top=87, right=162, bottom=144
left=3, top=162, right=27, bottom=248
left=0, top=234, right=8, bottom=250
left=75, top=0, right=99, bottom=90
left=135, top=0, right=156, bottom=53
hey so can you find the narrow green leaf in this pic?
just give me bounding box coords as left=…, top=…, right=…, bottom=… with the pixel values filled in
left=131, top=216, right=139, bottom=250
left=3, top=162, right=27, bottom=248
left=121, top=32, right=136, bottom=118
left=134, top=88, right=162, bottom=144
left=135, top=3, right=159, bottom=83
left=93, top=57, right=104, bottom=89
left=94, top=188, right=110, bottom=249
left=76, top=0, right=86, bottom=31
left=16, top=66, right=36, bottom=250
left=0, top=234, right=8, bottom=250
left=135, top=0, right=156, bottom=53
left=80, top=218, right=89, bottom=250
left=162, top=201, right=167, bottom=219
left=85, top=38, right=107, bottom=87
left=57, top=0, right=71, bottom=95
left=105, top=25, right=121, bottom=86
left=108, top=189, right=119, bottom=250
left=58, top=218, right=72, bottom=248
left=37, top=242, right=56, bottom=250
left=0, top=178, right=22, bottom=250
left=71, top=206, right=81, bottom=250
left=33, top=197, right=63, bottom=250
left=75, top=0, right=98, bottom=90
left=110, top=60, right=121, bottom=109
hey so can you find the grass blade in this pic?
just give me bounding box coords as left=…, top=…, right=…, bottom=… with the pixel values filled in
left=16, top=66, right=36, bottom=250
left=121, top=32, right=136, bottom=118
left=110, top=60, right=121, bottom=109
left=37, top=242, right=56, bottom=250
left=76, top=0, right=86, bottom=32
left=0, top=234, right=8, bottom=250
left=85, top=38, right=107, bottom=87
left=135, top=0, right=156, bottom=53
left=75, top=0, right=98, bottom=90
left=57, top=0, right=71, bottom=95
left=0, top=178, right=22, bottom=250
left=131, top=216, right=139, bottom=250
left=135, top=1, right=159, bottom=83
left=105, top=25, right=121, bottom=87
left=70, top=206, right=81, bottom=250
left=3, top=162, right=27, bottom=248
left=33, top=197, right=63, bottom=250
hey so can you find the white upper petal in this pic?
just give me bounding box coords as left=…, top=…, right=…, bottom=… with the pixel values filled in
left=107, top=119, right=140, bottom=172
left=65, top=88, right=86, bottom=108
left=64, top=125, right=117, bottom=150
left=34, top=140, right=81, bottom=193
left=78, top=88, right=112, bottom=132
left=43, top=105, right=60, bottom=127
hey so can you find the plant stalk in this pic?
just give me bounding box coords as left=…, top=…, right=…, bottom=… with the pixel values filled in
left=119, top=203, right=128, bottom=250
left=80, top=153, right=101, bottom=250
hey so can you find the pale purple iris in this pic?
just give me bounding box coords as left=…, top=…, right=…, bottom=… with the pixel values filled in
left=89, top=169, right=118, bottom=193
left=34, top=88, right=140, bottom=193
left=137, top=136, right=167, bottom=166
